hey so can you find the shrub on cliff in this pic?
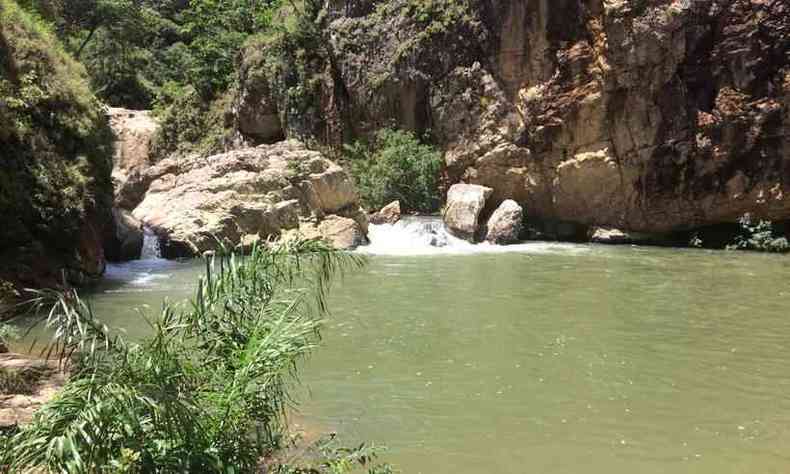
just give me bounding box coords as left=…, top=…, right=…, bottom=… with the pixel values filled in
left=727, top=214, right=789, bottom=253
left=345, top=128, right=442, bottom=213
left=1, top=240, right=391, bottom=473
left=0, top=0, right=113, bottom=279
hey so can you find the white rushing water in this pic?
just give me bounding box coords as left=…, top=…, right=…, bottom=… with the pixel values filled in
left=358, top=216, right=589, bottom=256
left=140, top=227, right=162, bottom=260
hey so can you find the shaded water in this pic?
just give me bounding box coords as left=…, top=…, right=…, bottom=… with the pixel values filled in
left=13, top=239, right=790, bottom=473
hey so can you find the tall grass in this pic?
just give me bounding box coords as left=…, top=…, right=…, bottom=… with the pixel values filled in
left=1, top=239, right=391, bottom=473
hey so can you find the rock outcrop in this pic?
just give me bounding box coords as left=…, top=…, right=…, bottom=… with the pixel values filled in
left=234, top=0, right=790, bottom=235
left=107, top=108, right=159, bottom=209
left=485, top=200, right=523, bottom=244
left=443, top=184, right=493, bottom=241
left=105, top=208, right=144, bottom=261
left=370, top=201, right=401, bottom=225
left=132, top=140, right=368, bottom=256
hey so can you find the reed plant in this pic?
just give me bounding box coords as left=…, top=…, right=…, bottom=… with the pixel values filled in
left=1, top=239, right=391, bottom=473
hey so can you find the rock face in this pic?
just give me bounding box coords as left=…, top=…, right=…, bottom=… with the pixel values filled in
left=234, top=0, right=790, bottom=235
left=485, top=200, right=523, bottom=244
left=132, top=140, right=368, bottom=255
left=443, top=184, right=493, bottom=241
left=370, top=201, right=401, bottom=225
left=107, top=108, right=159, bottom=209
left=105, top=208, right=144, bottom=261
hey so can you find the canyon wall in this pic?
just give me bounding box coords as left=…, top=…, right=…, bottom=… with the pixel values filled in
left=235, top=0, right=789, bottom=234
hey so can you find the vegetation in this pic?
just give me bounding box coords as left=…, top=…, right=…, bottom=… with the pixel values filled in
left=19, top=0, right=283, bottom=108
left=0, top=0, right=113, bottom=263
left=149, top=85, right=232, bottom=160
left=727, top=214, right=789, bottom=253
left=1, top=240, right=391, bottom=473
left=344, top=128, right=443, bottom=213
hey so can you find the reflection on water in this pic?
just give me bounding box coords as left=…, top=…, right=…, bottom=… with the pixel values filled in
left=12, top=243, right=790, bottom=474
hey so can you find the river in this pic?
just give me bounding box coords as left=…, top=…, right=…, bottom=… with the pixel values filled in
left=12, top=218, right=790, bottom=473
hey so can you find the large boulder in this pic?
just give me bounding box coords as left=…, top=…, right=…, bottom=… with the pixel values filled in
left=107, top=108, right=159, bottom=209
left=132, top=140, right=368, bottom=256
left=370, top=201, right=401, bottom=225
left=485, top=200, right=523, bottom=244
left=105, top=208, right=144, bottom=261
left=296, top=215, right=367, bottom=250
left=443, top=184, right=493, bottom=241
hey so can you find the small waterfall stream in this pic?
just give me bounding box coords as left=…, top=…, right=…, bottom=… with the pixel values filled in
left=140, top=227, right=162, bottom=260
left=360, top=216, right=473, bottom=255
left=359, top=216, right=588, bottom=256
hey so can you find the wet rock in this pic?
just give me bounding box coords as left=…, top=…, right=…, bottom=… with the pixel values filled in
left=443, top=184, right=493, bottom=241
left=318, top=215, right=367, bottom=249
left=589, top=228, right=663, bottom=245
left=485, top=200, right=523, bottom=244
left=105, top=208, right=143, bottom=261
left=370, top=201, right=401, bottom=225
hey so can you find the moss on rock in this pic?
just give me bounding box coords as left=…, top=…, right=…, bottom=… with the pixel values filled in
left=0, top=0, right=113, bottom=291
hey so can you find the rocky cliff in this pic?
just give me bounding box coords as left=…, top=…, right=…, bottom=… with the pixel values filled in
left=234, top=0, right=789, bottom=236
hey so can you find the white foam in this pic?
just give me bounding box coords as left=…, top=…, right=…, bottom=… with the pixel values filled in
left=358, top=216, right=589, bottom=256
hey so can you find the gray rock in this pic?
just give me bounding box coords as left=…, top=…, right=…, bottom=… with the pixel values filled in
left=443, top=184, right=493, bottom=241
left=106, top=208, right=144, bottom=261
left=485, top=200, right=523, bottom=244
left=370, top=200, right=401, bottom=225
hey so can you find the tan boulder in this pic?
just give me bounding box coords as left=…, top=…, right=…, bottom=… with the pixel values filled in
left=318, top=215, right=367, bottom=249
left=107, top=108, right=159, bottom=209
left=485, top=200, right=523, bottom=244
left=132, top=141, right=367, bottom=256
left=443, top=184, right=493, bottom=241
left=370, top=201, right=401, bottom=225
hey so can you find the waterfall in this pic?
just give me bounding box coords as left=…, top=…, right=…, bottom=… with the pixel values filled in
left=359, top=216, right=589, bottom=256
left=359, top=216, right=474, bottom=255
left=140, top=227, right=162, bottom=260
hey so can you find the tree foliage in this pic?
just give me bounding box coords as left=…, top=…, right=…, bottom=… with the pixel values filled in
left=22, top=0, right=283, bottom=108
left=345, top=128, right=443, bottom=214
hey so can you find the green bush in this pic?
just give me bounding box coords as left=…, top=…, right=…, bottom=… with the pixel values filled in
left=345, top=128, right=443, bottom=213
left=727, top=214, right=789, bottom=253
left=2, top=240, right=391, bottom=473
left=150, top=84, right=230, bottom=160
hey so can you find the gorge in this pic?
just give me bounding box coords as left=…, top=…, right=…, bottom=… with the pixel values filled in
left=1, top=0, right=790, bottom=473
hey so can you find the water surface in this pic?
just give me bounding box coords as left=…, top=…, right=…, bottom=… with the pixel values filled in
left=14, top=239, right=790, bottom=473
